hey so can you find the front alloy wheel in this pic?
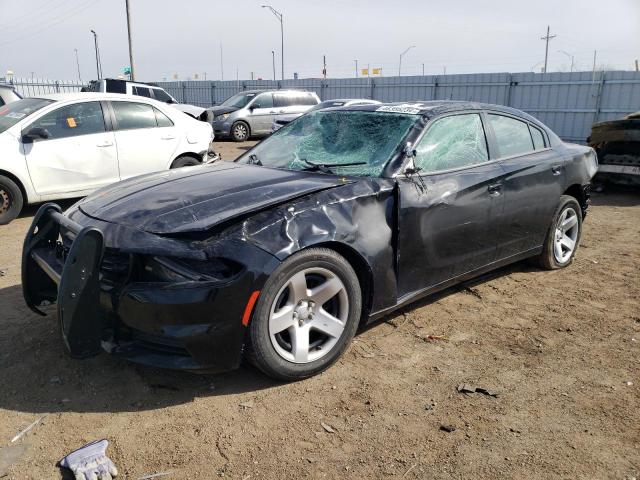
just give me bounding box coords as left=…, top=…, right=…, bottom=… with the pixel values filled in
left=246, top=248, right=362, bottom=381
left=231, top=122, right=249, bottom=142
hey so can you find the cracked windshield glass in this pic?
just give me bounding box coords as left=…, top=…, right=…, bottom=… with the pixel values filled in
left=239, top=110, right=419, bottom=177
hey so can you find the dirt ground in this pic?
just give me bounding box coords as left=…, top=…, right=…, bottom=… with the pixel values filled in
left=0, top=141, right=638, bottom=479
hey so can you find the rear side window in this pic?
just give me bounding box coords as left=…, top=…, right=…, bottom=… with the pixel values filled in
left=530, top=125, right=546, bottom=150
left=414, top=113, right=489, bottom=172
left=132, top=86, right=153, bottom=98
left=29, top=101, right=105, bottom=140
left=273, top=94, right=292, bottom=108
left=152, top=89, right=173, bottom=103
left=112, top=101, right=157, bottom=130
left=489, top=114, right=534, bottom=157
left=154, top=107, right=173, bottom=127
left=299, top=93, right=318, bottom=106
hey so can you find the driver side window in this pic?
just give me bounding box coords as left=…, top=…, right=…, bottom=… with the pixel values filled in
left=252, top=93, right=274, bottom=109
left=414, top=113, right=489, bottom=173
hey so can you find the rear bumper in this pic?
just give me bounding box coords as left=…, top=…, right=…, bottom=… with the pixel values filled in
left=22, top=204, right=277, bottom=372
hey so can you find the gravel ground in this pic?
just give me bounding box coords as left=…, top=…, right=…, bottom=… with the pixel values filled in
left=0, top=141, right=638, bottom=479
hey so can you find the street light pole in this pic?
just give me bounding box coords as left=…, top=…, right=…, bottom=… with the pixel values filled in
left=398, top=45, right=415, bottom=76
left=262, top=5, right=284, bottom=80
left=125, top=0, right=136, bottom=81
left=354, top=59, right=358, bottom=78
left=558, top=50, right=574, bottom=72
left=90, top=30, right=101, bottom=79
left=74, top=48, right=82, bottom=82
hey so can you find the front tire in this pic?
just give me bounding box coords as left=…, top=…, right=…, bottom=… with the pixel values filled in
left=537, top=195, right=582, bottom=270
left=246, top=248, right=362, bottom=381
left=0, top=175, right=23, bottom=225
left=231, top=121, right=250, bottom=142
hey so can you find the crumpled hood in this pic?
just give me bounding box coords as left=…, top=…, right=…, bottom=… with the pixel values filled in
left=77, top=163, right=350, bottom=235
left=206, top=106, right=239, bottom=116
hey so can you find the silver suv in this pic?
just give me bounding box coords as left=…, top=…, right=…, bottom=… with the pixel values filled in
left=204, top=90, right=320, bottom=141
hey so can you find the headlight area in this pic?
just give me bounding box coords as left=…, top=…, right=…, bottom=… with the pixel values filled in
left=137, top=255, right=244, bottom=284
left=214, top=113, right=230, bottom=121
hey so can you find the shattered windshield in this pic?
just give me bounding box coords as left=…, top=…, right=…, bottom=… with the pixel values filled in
left=238, top=110, right=418, bottom=177
left=221, top=92, right=257, bottom=108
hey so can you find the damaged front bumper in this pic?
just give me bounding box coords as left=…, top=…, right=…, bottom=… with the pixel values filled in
left=22, top=203, right=277, bottom=372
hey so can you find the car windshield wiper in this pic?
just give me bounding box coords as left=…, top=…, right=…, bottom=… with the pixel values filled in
left=301, top=159, right=366, bottom=174
left=247, top=154, right=262, bottom=166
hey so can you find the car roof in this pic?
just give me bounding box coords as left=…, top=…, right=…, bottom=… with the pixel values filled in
left=321, top=98, right=379, bottom=104
left=337, top=100, right=543, bottom=124
left=242, top=89, right=313, bottom=95
left=34, top=92, right=162, bottom=102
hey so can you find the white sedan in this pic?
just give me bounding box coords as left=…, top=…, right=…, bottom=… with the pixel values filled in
left=0, top=92, right=214, bottom=224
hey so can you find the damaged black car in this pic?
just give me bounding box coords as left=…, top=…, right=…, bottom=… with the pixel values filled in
left=22, top=101, right=598, bottom=380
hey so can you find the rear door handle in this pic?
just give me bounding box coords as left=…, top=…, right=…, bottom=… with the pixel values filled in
left=161, top=135, right=176, bottom=140
left=551, top=165, right=563, bottom=175
left=96, top=141, right=113, bottom=147
left=488, top=183, right=503, bottom=196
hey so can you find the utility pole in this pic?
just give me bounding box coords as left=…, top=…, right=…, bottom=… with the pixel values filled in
left=592, top=50, right=597, bottom=82
left=540, top=25, right=556, bottom=74
left=272, top=50, right=276, bottom=81
left=90, top=30, right=101, bottom=79
left=125, top=0, right=135, bottom=81
left=74, top=48, right=82, bottom=82
left=635, top=59, right=638, bottom=72
left=398, top=45, right=415, bottom=76
left=422, top=63, right=425, bottom=76
left=354, top=59, right=358, bottom=78
left=203, top=72, right=207, bottom=80
left=262, top=5, right=284, bottom=80
left=220, top=44, right=224, bottom=81
left=323, top=55, right=327, bottom=79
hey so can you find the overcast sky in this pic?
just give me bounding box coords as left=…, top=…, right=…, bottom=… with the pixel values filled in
left=1, top=0, right=639, bottom=82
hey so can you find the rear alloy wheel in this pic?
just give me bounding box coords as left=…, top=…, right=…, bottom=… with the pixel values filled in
left=0, top=175, right=23, bottom=225
left=537, top=195, right=582, bottom=269
left=231, top=121, right=250, bottom=142
left=170, top=156, right=201, bottom=168
left=246, top=248, right=361, bottom=381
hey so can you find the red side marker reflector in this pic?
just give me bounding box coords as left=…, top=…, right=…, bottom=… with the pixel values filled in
left=241, top=290, right=260, bottom=327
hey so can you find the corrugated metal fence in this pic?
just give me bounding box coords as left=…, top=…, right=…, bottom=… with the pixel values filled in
left=4, top=72, right=638, bottom=143
left=157, top=71, right=640, bottom=143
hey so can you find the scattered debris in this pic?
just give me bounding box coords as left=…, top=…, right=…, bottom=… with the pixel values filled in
left=625, top=381, right=634, bottom=387
left=402, top=463, right=418, bottom=477
left=440, top=424, right=456, bottom=433
left=137, top=472, right=173, bottom=480
left=457, top=384, right=499, bottom=397
left=464, top=287, right=483, bottom=300
left=239, top=401, right=255, bottom=409
left=10, top=415, right=46, bottom=443
left=321, top=422, right=336, bottom=433
left=0, top=444, right=28, bottom=477
left=49, top=376, right=63, bottom=385
left=0, top=268, right=6, bottom=277
left=59, top=439, right=117, bottom=480
left=425, top=403, right=436, bottom=411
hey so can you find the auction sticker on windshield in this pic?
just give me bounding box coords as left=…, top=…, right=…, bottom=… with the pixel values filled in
left=376, top=103, right=424, bottom=114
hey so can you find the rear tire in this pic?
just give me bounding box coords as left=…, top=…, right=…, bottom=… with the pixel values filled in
left=0, top=175, right=23, bottom=225
left=170, top=156, right=201, bottom=169
left=246, top=248, right=362, bottom=381
left=231, top=121, right=250, bottom=142
left=536, top=195, right=582, bottom=270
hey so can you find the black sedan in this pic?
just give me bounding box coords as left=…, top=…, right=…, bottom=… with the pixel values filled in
left=22, top=101, right=598, bottom=380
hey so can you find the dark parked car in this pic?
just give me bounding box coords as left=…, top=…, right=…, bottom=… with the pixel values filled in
left=22, top=101, right=597, bottom=380
left=588, top=112, right=640, bottom=186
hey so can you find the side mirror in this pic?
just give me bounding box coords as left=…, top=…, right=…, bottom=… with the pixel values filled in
left=22, top=126, right=49, bottom=143
left=403, top=142, right=417, bottom=158
left=250, top=103, right=261, bottom=111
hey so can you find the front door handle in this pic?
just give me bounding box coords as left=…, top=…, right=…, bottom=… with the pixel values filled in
left=551, top=165, right=563, bottom=175
left=488, top=183, right=503, bottom=196
left=161, top=135, right=176, bottom=140
left=96, top=141, right=113, bottom=147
